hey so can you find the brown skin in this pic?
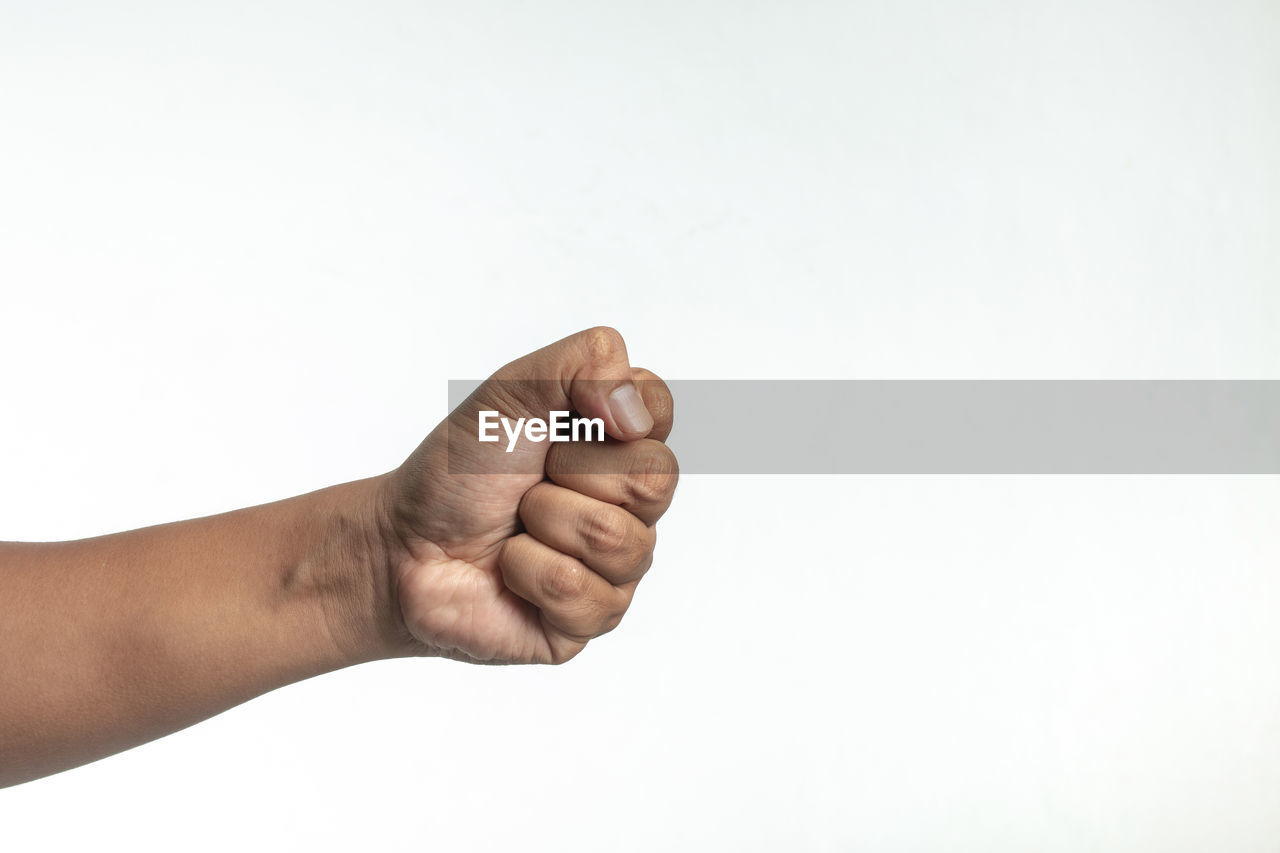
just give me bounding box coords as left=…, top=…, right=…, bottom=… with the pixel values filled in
left=0, top=327, right=678, bottom=787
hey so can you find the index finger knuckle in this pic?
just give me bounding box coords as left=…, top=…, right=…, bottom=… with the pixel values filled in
left=626, top=444, right=679, bottom=506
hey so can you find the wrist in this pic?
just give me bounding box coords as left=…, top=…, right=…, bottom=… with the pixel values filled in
left=299, top=474, right=418, bottom=665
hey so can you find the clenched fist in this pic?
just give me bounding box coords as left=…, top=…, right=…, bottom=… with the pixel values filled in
left=379, top=327, right=678, bottom=664
left=0, top=326, right=676, bottom=786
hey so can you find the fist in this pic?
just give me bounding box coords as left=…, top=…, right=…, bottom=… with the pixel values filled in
left=380, top=327, right=678, bottom=664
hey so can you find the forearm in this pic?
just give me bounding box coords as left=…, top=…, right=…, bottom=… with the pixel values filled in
left=0, top=475, right=406, bottom=787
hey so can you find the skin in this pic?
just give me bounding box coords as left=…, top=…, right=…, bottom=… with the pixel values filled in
left=0, top=327, right=678, bottom=788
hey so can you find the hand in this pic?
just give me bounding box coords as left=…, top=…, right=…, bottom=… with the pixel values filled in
left=0, top=326, right=677, bottom=784
left=378, top=327, right=678, bottom=664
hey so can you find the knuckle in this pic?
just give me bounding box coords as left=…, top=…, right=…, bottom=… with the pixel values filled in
left=625, top=474, right=664, bottom=507
left=548, top=642, right=586, bottom=665
left=649, top=389, right=674, bottom=428
left=626, top=445, right=679, bottom=505
left=631, top=547, right=655, bottom=581
left=581, top=326, right=625, bottom=363
left=600, top=588, right=633, bottom=632
left=612, top=586, right=634, bottom=619
left=598, top=609, right=625, bottom=636
left=579, top=506, right=628, bottom=555
left=540, top=556, right=591, bottom=603
left=633, top=368, right=674, bottom=414
left=621, top=530, right=656, bottom=580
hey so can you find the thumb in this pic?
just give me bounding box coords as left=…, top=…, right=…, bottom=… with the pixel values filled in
left=473, top=326, right=654, bottom=441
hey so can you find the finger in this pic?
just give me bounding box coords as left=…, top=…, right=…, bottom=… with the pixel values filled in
left=630, top=367, right=674, bottom=443
left=519, top=482, right=656, bottom=585
left=499, top=533, right=631, bottom=645
left=545, top=438, right=679, bottom=526
left=483, top=326, right=654, bottom=441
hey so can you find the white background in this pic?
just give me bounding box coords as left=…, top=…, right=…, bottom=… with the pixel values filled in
left=2, top=1, right=1278, bottom=850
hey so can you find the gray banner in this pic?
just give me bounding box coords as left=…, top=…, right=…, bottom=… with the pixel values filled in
left=448, top=380, right=1280, bottom=474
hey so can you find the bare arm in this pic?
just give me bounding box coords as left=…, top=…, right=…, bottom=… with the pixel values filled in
left=0, top=327, right=678, bottom=788
left=0, top=476, right=404, bottom=787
